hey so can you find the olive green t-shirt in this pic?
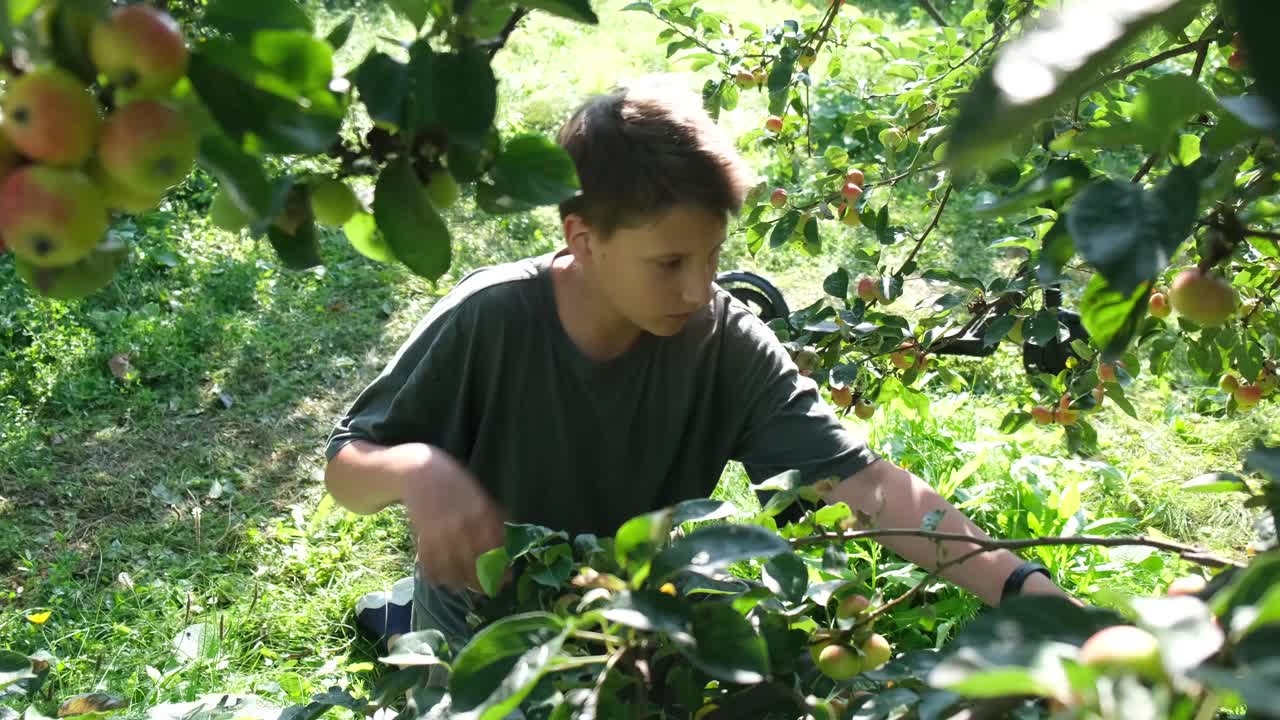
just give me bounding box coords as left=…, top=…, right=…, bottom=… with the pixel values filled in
left=324, top=250, right=879, bottom=647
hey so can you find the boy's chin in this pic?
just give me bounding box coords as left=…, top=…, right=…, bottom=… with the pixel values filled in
left=648, top=313, right=694, bottom=336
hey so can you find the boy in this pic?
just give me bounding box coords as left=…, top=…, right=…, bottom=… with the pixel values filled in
left=323, top=76, right=1070, bottom=656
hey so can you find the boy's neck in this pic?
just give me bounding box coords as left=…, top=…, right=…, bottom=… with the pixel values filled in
left=549, top=250, right=644, bottom=363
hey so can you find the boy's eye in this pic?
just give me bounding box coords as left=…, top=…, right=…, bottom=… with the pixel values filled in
left=657, top=258, right=682, bottom=270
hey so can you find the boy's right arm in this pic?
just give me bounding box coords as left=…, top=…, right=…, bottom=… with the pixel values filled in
left=326, top=440, right=506, bottom=592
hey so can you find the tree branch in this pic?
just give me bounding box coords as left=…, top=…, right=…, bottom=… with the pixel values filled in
left=792, top=528, right=1245, bottom=569
left=1246, top=228, right=1280, bottom=240
left=917, top=0, right=948, bottom=27
left=1131, top=20, right=1218, bottom=184
left=897, top=184, right=953, bottom=274
left=1094, top=41, right=1200, bottom=89
left=487, top=8, right=530, bottom=59
left=867, top=161, right=941, bottom=189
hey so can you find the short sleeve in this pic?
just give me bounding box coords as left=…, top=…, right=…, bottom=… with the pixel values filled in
left=324, top=301, right=478, bottom=463
left=722, top=304, right=880, bottom=487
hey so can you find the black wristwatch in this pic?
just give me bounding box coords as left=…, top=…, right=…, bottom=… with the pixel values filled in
left=1001, top=561, right=1051, bottom=603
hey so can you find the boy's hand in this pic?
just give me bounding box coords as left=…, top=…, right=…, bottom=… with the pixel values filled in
left=401, top=448, right=506, bottom=594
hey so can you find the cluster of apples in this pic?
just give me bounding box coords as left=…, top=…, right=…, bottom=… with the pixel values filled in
left=890, top=341, right=929, bottom=373
left=810, top=594, right=892, bottom=681
left=1150, top=267, right=1239, bottom=326
left=1031, top=394, right=1081, bottom=427
left=0, top=4, right=195, bottom=284
left=829, top=382, right=876, bottom=419
left=764, top=160, right=868, bottom=229
left=1220, top=362, right=1277, bottom=410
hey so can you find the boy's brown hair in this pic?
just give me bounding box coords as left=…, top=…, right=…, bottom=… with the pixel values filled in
left=556, top=75, right=755, bottom=238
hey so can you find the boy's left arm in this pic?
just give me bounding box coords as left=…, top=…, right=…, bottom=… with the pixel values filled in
left=823, top=458, right=1072, bottom=607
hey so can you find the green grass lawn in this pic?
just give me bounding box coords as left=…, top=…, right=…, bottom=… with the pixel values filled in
left=3, top=1, right=1279, bottom=716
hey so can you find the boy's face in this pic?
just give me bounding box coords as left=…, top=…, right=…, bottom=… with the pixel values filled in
left=577, top=204, right=726, bottom=337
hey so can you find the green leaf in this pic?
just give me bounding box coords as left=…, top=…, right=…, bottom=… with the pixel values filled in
left=505, top=524, right=569, bottom=559
left=999, top=411, right=1031, bottom=434
left=251, top=30, right=334, bottom=95
left=373, top=158, right=452, bottom=280
left=980, top=159, right=1091, bottom=217
left=0, top=651, right=36, bottom=690
left=529, top=544, right=573, bottom=588
left=762, top=551, right=808, bottom=605
left=1174, top=134, right=1201, bottom=167
left=202, top=0, right=312, bottom=37
left=1068, top=75, right=1218, bottom=152
left=770, top=211, right=801, bottom=249
left=15, top=240, right=128, bottom=300
left=1037, top=219, right=1074, bottom=286
left=342, top=212, right=393, bottom=263
left=1067, top=175, right=1194, bottom=296
left=521, top=0, right=597, bottom=24
left=1103, top=383, right=1138, bottom=419
left=447, top=613, right=566, bottom=715
left=945, top=0, right=1203, bottom=172
left=614, top=508, right=674, bottom=575
left=1026, top=308, right=1060, bottom=344
left=354, top=52, right=409, bottom=129
left=1191, top=661, right=1280, bottom=716
left=267, top=221, right=323, bottom=270
left=1181, top=473, right=1247, bottom=494
left=983, top=315, right=1018, bottom=347
left=1237, top=3, right=1280, bottom=116
left=484, top=135, right=581, bottom=210
left=325, top=15, right=355, bottom=50
left=1241, top=585, right=1280, bottom=637
left=601, top=591, right=693, bottom=638
left=394, top=41, right=435, bottom=131
left=387, top=0, right=429, bottom=29
left=932, top=663, right=1061, bottom=699
left=476, top=547, right=510, bottom=598
left=814, top=502, right=851, bottom=529
left=188, top=46, right=343, bottom=155
left=671, top=499, right=736, bottom=526
left=679, top=603, right=770, bottom=684
left=823, top=268, right=849, bottom=300
left=1080, top=275, right=1149, bottom=358
left=802, top=215, right=821, bottom=255
left=432, top=48, right=498, bottom=141
left=1244, top=444, right=1280, bottom=484
left=767, top=51, right=795, bottom=94
left=649, top=524, right=791, bottom=585
left=47, top=0, right=108, bottom=85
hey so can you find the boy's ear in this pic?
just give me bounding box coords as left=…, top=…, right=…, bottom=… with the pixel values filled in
left=563, top=213, right=596, bottom=260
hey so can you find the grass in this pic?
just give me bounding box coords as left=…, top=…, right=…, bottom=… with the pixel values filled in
left=2, top=0, right=1279, bottom=716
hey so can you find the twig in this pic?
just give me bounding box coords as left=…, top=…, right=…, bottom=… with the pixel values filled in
left=1242, top=275, right=1280, bottom=329
left=917, top=0, right=948, bottom=26
left=791, top=528, right=1245, bottom=569
left=811, top=0, right=844, bottom=59
left=867, top=161, right=941, bottom=189
left=1131, top=153, right=1161, bottom=184
left=897, top=184, right=953, bottom=274
left=486, top=8, right=530, bottom=59
left=1136, top=19, right=1213, bottom=183
left=1093, top=41, right=1201, bottom=89
left=945, top=698, right=1035, bottom=720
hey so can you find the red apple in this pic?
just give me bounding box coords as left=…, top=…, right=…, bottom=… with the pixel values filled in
left=770, top=187, right=788, bottom=208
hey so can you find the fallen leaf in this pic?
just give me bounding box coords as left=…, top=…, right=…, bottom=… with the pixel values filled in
left=57, top=692, right=127, bottom=717
left=108, top=354, right=134, bottom=381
